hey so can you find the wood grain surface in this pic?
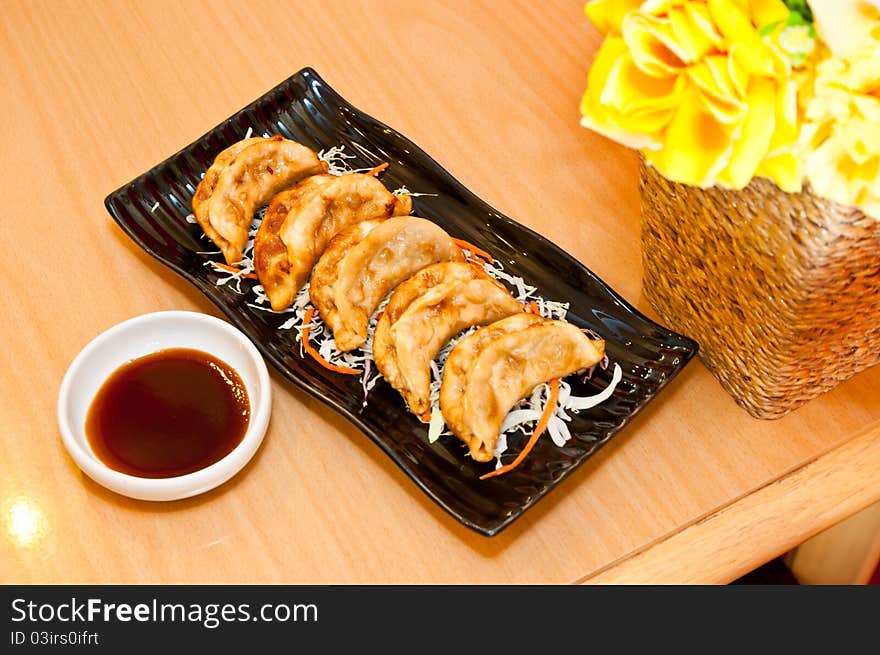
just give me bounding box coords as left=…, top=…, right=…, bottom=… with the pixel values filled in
left=2, top=0, right=879, bottom=584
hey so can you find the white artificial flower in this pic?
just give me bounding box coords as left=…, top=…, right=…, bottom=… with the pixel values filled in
left=808, top=0, right=880, bottom=57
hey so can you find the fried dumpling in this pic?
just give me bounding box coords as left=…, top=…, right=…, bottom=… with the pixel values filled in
left=253, top=173, right=412, bottom=311
left=440, top=317, right=605, bottom=462
left=309, top=217, right=387, bottom=289
left=374, top=261, right=483, bottom=329
left=253, top=174, right=333, bottom=310
left=373, top=262, right=524, bottom=415
left=192, top=135, right=327, bottom=264
left=439, top=313, right=544, bottom=451
left=192, top=137, right=264, bottom=221
left=310, top=216, right=464, bottom=352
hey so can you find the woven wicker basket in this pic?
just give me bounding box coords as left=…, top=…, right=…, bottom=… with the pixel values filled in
left=639, top=156, right=880, bottom=419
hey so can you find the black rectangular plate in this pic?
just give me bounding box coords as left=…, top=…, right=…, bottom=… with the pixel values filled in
left=104, top=67, right=698, bottom=536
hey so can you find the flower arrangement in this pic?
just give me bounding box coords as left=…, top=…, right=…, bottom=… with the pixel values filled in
left=579, top=0, right=880, bottom=219
left=579, top=0, right=880, bottom=418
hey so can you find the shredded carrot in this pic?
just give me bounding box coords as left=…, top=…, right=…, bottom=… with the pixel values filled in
left=452, top=238, right=494, bottom=262
left=419, top=411, right=432, bottom=423
left=211, top=262, right=258, bottom=279
left=480, top=378, right=560, bottom=480
left=529, top=300, right=541, bottom=315
left=301, top=307, right=361, bottom=375
left=365, top=162, right=389, bottom=177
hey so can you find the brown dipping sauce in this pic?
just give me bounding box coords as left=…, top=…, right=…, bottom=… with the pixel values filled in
left=85, top=348, right=250, bottom=479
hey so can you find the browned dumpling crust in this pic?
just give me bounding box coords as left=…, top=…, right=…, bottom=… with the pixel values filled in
left=253, top=174, right=335, bottom=310
left=192, top=137, right=265, bottom=256
left=310, top=216, right=464, bottom=352
left=192, top=135, right=327, bottom=264
left=253, top=173, right=411, bottom=311
left=439, top=313, right=544, bottom=453
left=308, top=216, right=387, bottom=300
left=440, top=317, right=605, bottom=462
left=373, top=262, right=524, bottom=416
left=376, top=262, right=483, bottom=329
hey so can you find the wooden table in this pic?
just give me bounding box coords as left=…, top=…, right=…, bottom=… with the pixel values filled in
left=2, top=0, right=879, bottom=585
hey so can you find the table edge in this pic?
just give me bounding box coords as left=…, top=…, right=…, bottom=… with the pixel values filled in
left=576, top=419, right=880, bottom=584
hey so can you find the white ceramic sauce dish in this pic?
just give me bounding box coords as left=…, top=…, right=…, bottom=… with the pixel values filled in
left=57, top=310, right=271, bottom=501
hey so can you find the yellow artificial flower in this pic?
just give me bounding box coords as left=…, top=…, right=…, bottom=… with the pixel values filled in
left=799, top=21, right=880, bottom=219
left=585, top=0, right=646, bottom=35
left=580, top=0, right=802, bottom=191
